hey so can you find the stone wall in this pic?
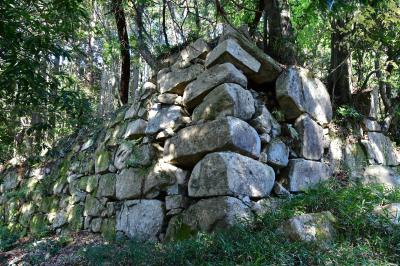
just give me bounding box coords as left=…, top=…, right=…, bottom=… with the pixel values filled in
left=1, top=30, right=399, bottom=242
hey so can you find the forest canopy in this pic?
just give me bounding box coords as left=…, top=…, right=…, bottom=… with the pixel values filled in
left=0, top=0, right=399, bottom=163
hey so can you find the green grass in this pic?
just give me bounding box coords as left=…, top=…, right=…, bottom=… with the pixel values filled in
left=83, top=180, right=400, bottom=266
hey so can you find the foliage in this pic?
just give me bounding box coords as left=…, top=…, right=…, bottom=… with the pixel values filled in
left=82, top=180, right=400, bottom=265
left=0, top=0, right=93, bottom=163
left=336, top=105, right=363, bottom=123
left=0, top=223, right=24, bottom=252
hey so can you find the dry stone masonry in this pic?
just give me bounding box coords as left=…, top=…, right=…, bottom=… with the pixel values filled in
left=1, top=29, right=399, bottom=243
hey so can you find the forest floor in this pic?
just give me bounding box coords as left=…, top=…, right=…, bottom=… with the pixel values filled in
left=0, top=231, right=105, bottom=265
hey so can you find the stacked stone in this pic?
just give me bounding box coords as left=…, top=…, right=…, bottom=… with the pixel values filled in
left=1, top=30, right=399, bottom=243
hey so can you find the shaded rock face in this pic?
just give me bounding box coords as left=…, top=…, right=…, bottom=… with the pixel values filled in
left=116, top=200, right=164, bottom=241
left=183, top=63, right=247, bottom=109
left=362, top=165, right=400, bottom=188
left=361, top=132, right=399, bottom=166
left=266, top=139, right=289, bottom=168
left=163, top=117, right=261, bottom=167
left=192, top=83, right=255, bottom=122
left=188, top=152, right=275, bottom=198
left=282, top=159, right=331, bottom=192
left=281, top=211, right=336, bottom=244
left=158, top=64, right=203, bottom=95
left=205, top=39, right=261, bottom=75
left=294, top=114, right=324, bottom=161
left=145, top=105, right=186, bottom=135
left=165, top=196, right=253, bottom=241
left=276, top=66, right=332, bottom=125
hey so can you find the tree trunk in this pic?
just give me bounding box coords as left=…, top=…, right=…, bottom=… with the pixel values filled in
left=113, top=0, right=130, bottom=105
left=133, top=2, right=159, bottom=69
left=328, top=17, right=352, bottom=107
left=263, top=0, right=296, bottom=65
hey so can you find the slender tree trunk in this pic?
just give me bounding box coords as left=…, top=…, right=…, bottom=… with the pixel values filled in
left=328, top=17, right=352, bottom=107
left=249, top=0, right=264, bottom=37
left=263, top=0, right=296, bottom=65
left=193, top=0, right=201, bottom=33
left=113, top=0, right=130, bottom=105
left=162, top=0, right=170, bottom=47
left=133, top=2, right=159, bottom=69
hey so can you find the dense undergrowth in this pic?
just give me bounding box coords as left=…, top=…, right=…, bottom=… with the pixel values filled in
left=1, top=179, right=400, bottom=265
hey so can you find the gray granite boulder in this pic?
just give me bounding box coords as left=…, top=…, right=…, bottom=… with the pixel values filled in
left=164, top=117, right=261, bottom=167
left=145, top=105, right=186, bottom=135
left=280, top=211, right=336, bottom=244
left=266, top=139, right=289, bottom=168
left=205, top=39, right=261, bottom=76
left=116, top=200, right=164, bottom=241
left=158, top=64, right=203, bottom=94
left=183, top=63, right=247, bottom=109
left=124, top=119, right=147, bottom=139
left=188, top=152, right=275, bottom=198
left=276, top=66, right=332, bottom=125
left=218, top=30, right=282, bottom=83
left=192, top=83, right=255, bottom=121
left=165, top=196, right=253, bottom=240
left=294, top=114, right=324, bottom=161
left=361, top=132, right=399, bottom=166
left=362, top=165, right=400, bottom=188
left=282, top=159, right=331, bottom=192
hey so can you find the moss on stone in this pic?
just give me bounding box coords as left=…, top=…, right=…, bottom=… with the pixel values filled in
left=86, top=175, right=99, bottom=193
left=38, top=196, right=59, bottom=213
left=95, top=150, right=110, bottom=174
left=30, top=214, right=49, bottom=236
left=100, top=218, right=116, bottom=241
left=68, top=204, right=84, bottom=231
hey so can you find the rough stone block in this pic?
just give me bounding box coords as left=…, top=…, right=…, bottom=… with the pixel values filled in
left=282, top=159, right=331, bottom=192
left=165, top=196, right=253, bottom=241
left=163, top=117, right=261, bottom=167
left=183, top=63, right=247, bottom=109
left=116, top=200, right=164, bottom=241
left=158, top=64, right=203, bottom=94
left=294, top=114, right=324, bottom=161
left=188, top=152, right=275, bottom=198
left=205, top=39, right=261, bottom=76
left=276, top=66, right=332, bottom=125
left=192, top=83, right=255, bottom=121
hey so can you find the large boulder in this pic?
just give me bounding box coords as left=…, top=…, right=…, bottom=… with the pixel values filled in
left=163, top=117, right=261, bottom=167
left=116, top=200, right=164, bottom=241
left=266, top=139, right=289, bottom=168
left=361, top=132, right=399, bottom=166
left=96, top=173, right=116, bottom=198
left=158, top=64, right=203, bottom=94
left=165, top=196, right=253, bottom=241
left=276, top=66, right=332, bottom=125
left=172, top=38, right=210, bottom=69
left=145, top=105, right=186, bottom=135
left=282, top=159, right=331, bottom=192
left=205, top=39, right=261, bottom=76
left=124, top=119, right=147, bottom=139
left=115, top=168, right=147, bottom=200
left=192, top=83, right=255, bottom=121
left=188, top=152, right=275, bottom=198
left=294, top=114, right=324, bottom=161
left=280, top=211, right=336, bottom=244
left=183, top=63, right=247, bottom=109
left=114, top=142, right=133, bottom=170
left=218, top=30, right=282, bottom=83
left=362, top=165, right=400, bottom=188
